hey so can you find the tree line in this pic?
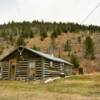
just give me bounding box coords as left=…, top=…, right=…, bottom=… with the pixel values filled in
left=0, top=20, right=100, bottom=40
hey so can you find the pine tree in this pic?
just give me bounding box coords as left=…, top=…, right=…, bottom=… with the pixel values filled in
left=64, top=40, right=71, bottom=52
left=77, top=36, right=81, bottom=43
left=84, top=36, right=95, bottom=59
left=40, top=32, right=47, bottom=41
left=70, top=54, right=80, bottom=68
left=16, top=35, right=25, bottom=47
left=51, top=31, right=58, bottom=39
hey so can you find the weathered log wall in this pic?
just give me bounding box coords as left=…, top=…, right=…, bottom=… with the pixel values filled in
left=63, top=64, right=72, bottom=75
left=16, top=60, right=28, bottom=79
left=43, top=59, right=61, bottom=78
left=2, top=62, right=9, bottom=79
left=35, top=58, right=43, bottom=79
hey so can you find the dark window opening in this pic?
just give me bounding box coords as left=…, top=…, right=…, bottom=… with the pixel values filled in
left=79, top=68, right=84, bottom=74
left=12, top=65, right=15, bottom=69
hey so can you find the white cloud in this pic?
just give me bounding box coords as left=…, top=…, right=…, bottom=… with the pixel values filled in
left=0, top=0, right=100, bottom=25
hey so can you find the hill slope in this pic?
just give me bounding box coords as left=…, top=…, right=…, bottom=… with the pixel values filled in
left=0, top=21, right=100, bottom=72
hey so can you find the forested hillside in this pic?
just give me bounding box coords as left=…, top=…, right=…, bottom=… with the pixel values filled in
left=0, top=20, right=100, bottom=72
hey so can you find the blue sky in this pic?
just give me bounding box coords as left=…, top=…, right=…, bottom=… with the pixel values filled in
left=0, top=0, right=100, bottom=25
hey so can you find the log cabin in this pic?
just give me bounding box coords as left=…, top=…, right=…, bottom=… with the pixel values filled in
left=0, top=46, right=73, bottom=80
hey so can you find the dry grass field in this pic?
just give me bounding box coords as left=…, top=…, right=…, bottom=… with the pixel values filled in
left=0, top=73, right=100, bottom=100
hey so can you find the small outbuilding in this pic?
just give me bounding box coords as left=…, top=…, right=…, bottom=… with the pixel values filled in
left=0, top=46, right=73, bottom=80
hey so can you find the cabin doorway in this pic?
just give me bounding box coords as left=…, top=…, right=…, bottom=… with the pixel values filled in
left=10, top=65, right=16, bottom=80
